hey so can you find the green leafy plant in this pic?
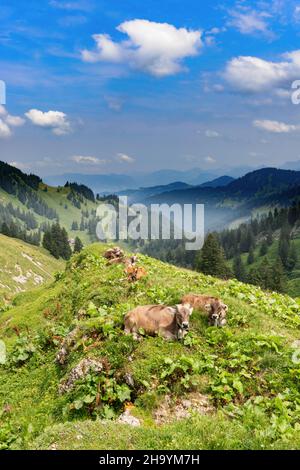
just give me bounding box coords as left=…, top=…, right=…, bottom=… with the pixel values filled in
left=8, top=335, right=36, bottom=367
left=67, top=370, right=132, bottom=418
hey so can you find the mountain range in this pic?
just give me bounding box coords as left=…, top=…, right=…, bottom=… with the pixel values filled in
left=44, top=160, right=300, bottom=195
left=2, top=160, right=300, bottom=237
left=141, top=168, right=300, bottom=231
left=44, top=166, right=255, bottom=194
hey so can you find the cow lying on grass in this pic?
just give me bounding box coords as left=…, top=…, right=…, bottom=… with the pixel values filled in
left=181, top=294, right=228, bottom=327
left=124, top=303, right=193, bottom=341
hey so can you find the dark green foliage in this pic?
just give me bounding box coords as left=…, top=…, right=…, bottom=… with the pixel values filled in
left=43, top=223, right=72, bottom=260
left=233, top=254, right=246, bottom=282
left=287, top=243, right=298, bottom=271
left=65, top=182, right=95, bottom=202
left=259, top=240, right=268, bottom=257
left=0, top=201, right=41, bottom=245
left=269, top=258, right=287, bottom=293
left=74, top=237, right=83, bottom=253
left=279, top=225, right=291, bottom=268
left=67, top=190, right=82, bottom=209
left=0, top=161, right=57, bottom=220
left=248, top=258, right=286, bottom=293
left=247, top=248, right=255, bottom=265
left=196, top=233, right=230, bottom=279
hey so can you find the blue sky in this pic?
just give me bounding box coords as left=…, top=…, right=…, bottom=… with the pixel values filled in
left=1, top=0, right=300, bottom=176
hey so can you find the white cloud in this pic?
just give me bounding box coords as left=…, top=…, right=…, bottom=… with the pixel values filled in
left=205, top=129, right=221, bottom=138
left=204, top=36, right=216, bottom=47
left=0, top=106, right=25, bottom=138
left=5, top=114, right=25, bottom=127
left=25, top=109, right=72, bottom=135
left=207, top=27, right=225, bottom=35
left=49, top=0, right=91, bottom=11
left=0, top=118, right=12, bottom=138
left=204, top=155, right=216, bottom=163
left=117, top=153, right=135, bottom=164
left=224, top=50, right=300, bottom=93
left=294, top=5, right=300, bottom=22
left=81, top=19, right=202, bottom=77
left=253, top=119, right=300, bottom=133
left=9, top=161, right=30, bottom=170
left=228, top=10, right=271, bottom=36
left=71, top=155, right=105, bottom=164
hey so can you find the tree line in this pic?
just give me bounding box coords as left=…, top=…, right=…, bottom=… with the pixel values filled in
left=42, top=223, right=83, bottom=260
left=137, top=202, right=300, bottom=294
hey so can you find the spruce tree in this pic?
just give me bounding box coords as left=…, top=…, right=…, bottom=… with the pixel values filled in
left=260, top=240, right=268, bottom=257
left=279, top=226, right=291, bottom=268
left=266, top=229, right=273, bottom=246
left=196, top=233, right=230, bottom=279
left=233, top=254, right=246, bottom=282
left=287, top=243, right=298, bottom=271
left=247, top=247, right=255, bottom=265
left=74, top=237, right=83, bottom=253
left=42, top=223, right=72, bottom=260
left=269, top=258, right=287, bottom=293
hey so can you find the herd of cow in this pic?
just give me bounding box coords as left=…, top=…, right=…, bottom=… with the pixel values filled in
left=104, top=247, right=229, bottom=341
left=124, top=295, right=228, bottom=341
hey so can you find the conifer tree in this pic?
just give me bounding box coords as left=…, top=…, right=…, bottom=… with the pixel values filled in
left=196, top=233, right=230, bottom=279
left=260, top=240, right=268, bottom=257
left=269, top=258, right=287, bottom=293
left=247, top=247, right=255, bottom=265
left=233, top=254, right=246, bottom=282
left=74, top=237, right=83, bottom=253
left=279, top=225, right=291, bottom=268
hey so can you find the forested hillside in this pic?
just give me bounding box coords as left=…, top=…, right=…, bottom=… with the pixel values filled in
left=0, top=161, right=100, bottom=249
left=136, top=202, right=300, bottom=298
left=219, top=203, right=300, bottom=297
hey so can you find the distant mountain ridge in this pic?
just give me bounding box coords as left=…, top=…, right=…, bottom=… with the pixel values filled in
left=199, top=176, right=235, bottom=188
left=118, top=181, right=192, bottom=202
left=44, top=165, right=257, bottom=194
left=144, top=168, right=300, bottom=231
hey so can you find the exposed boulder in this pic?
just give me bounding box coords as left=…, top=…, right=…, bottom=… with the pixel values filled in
left=59, top=358, right=103, bottom=394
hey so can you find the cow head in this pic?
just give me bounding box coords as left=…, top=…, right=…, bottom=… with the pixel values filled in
left=173, top=303, right=193, bottom=331
left=205, top=301, right=228, bottom=327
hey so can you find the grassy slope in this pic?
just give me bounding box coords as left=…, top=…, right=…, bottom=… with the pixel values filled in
left=38, top=184, right=98, bottom=245
left=0, top=234, right=64, bottom=305
left=1, top=244, right=300, bottom=450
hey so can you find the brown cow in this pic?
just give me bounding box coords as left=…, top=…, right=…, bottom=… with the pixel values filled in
left=181, top=294, right=228, bottom=327
left=124, top=303, right=193, bottom=341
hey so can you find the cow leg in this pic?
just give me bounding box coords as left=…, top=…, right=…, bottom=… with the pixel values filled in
left=160, top=330, right=176, bottom=341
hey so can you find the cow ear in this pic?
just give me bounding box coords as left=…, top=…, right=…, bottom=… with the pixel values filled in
left=222, top=304, right=228, bottom=311
left=204, top=303, right=212, bottom=312
left=168, top=307, right=177, bottom=315
left=183, top=303, right=193, bottom=315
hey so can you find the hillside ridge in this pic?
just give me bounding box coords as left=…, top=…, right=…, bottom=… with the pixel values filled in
left=0, top=234, right=64, bottom=306
left=1, top=243, right=300, bottom=450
